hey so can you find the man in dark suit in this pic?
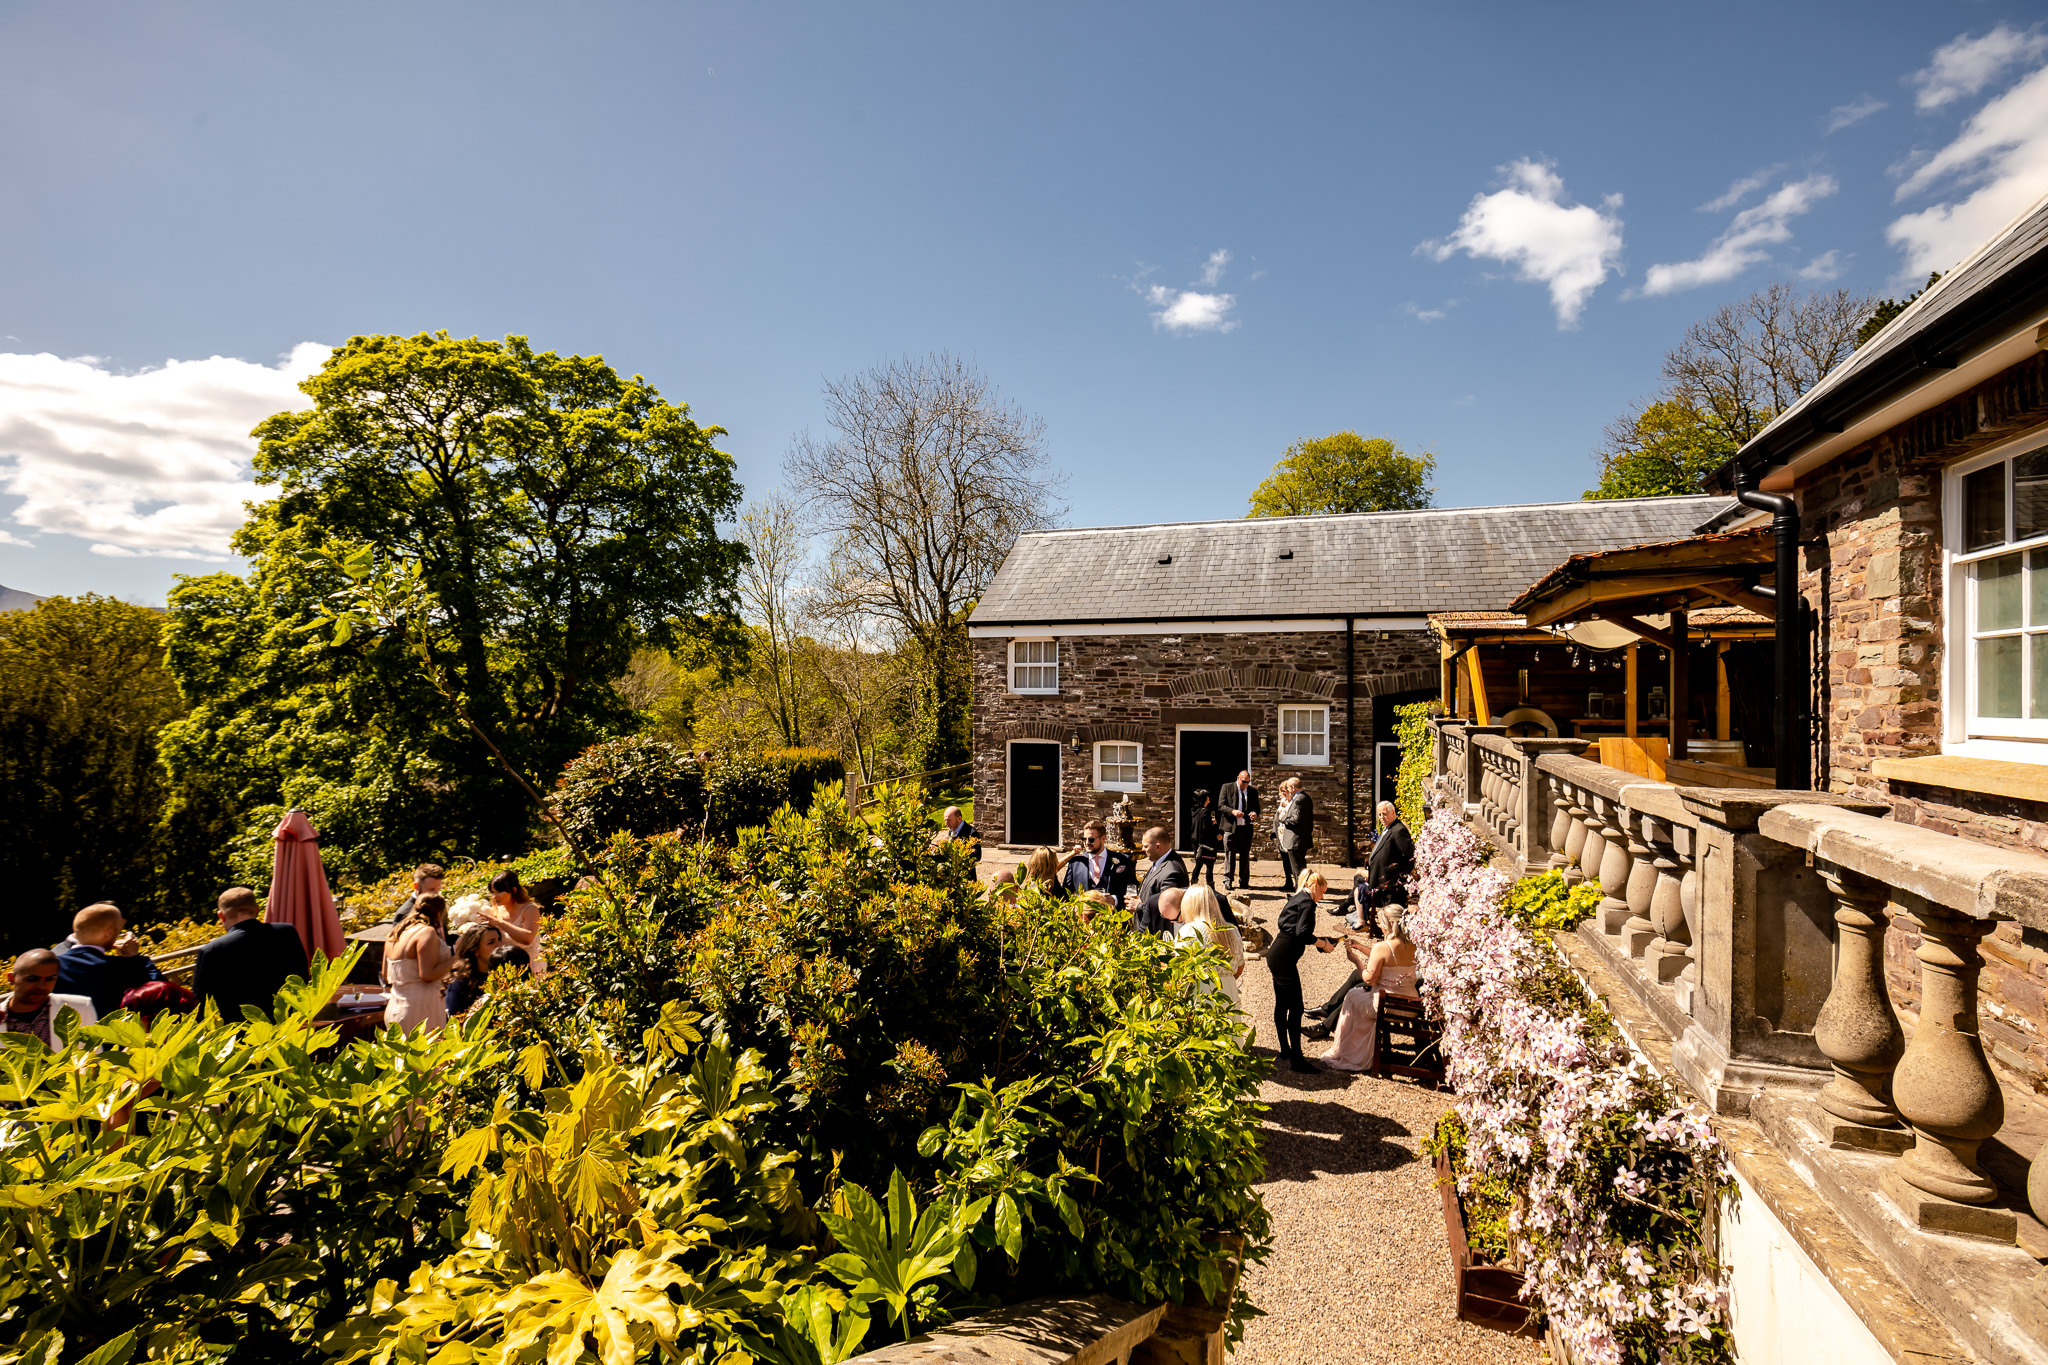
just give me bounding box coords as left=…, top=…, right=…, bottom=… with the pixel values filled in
left=55, top=903, right=166, bottom=1018
left=192, top=887, right=311, bottom=1022
left=1275, top=776, right=1314, bottom=894
left=1306, top=802, right=1415, bottom=1039
left=1130, top=826, right=1188, bottom=935
left=1060, top=819, right=1136, bottom=901
left=1218, top=771, right=1261, bottom=892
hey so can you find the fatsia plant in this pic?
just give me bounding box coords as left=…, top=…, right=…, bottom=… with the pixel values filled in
left=0, top=956, right=502, bottom=1363
left=325, top=1028, right=805, bottom=1365
left=816, top=1170, right=988, bottom=1343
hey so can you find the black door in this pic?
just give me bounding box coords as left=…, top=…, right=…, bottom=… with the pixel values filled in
left=1007, top=742, right=1061, bottom=846
left=1176, top=729, right=1250, bottom=852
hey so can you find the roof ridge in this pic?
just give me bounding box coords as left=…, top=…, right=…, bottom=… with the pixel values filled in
left=1014, top=494, right=1730, bottom=538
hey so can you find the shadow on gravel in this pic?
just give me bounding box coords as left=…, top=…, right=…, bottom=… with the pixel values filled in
left=1255, top=1098, right=1417, bottom=1181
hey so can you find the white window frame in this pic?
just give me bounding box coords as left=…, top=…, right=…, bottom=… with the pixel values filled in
left=1093, top=740, right=1143, bottom=793
left=1944, top=430, right=2048, bottom=761
left=1277, top=704, right=1331, bottom=766
left=1008, top=638, right=1059, bottom=695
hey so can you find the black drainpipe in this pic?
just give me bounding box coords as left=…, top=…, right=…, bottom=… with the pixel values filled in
left=1345, top=616, right=1357, bottom=866
left=1734, top=469, right=1811, bottom=790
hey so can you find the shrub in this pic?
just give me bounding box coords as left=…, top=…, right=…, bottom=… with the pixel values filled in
left=552, top=733, right=707, bottom=848
left=766, top=747, right=846, bottom=811
left=1499, top=868, right=1602, bottom=931
left=1392, top=700, right=1433, bottom=834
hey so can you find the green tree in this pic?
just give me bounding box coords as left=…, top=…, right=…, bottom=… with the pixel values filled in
left=1245, top=432, right=1435, bottom=517
left=0, top=596, right=220, bottom=950
left=160, top=332, right=747, bottom=880
left=1857, top=272, right=1942, bottom=349
left=1582, top=399, right=1739, bottom=500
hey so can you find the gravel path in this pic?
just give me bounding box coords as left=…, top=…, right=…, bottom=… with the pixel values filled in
left=1223, top=870, right=1541, bottom=1365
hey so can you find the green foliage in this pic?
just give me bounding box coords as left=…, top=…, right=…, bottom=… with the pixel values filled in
left=0, top=595, right=229, bottom=952
left=1857, top=272, right=1941, bottom=349
left=766, top=748, right=847, bottom=813
left=159, top=332, right=747, bottom=881
left=818, top=1170, right=988, bottom=1342
left=1500, top=870, right=1602, bottom=931
left=0, top=956, right=502, bottom=1361
left=1423, top=1112, right=1514, bottom=1263
left=1246, top=432, right=1435, bottom=517
left=1582, top=399, right=1738, bottom=501
left=1391, top=701, right=1433, bottom=834
left=553, top=734, right=707, bottom=848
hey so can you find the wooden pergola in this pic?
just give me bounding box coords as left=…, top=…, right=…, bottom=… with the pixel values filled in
left=1433, top=528, right=1781, bottom=783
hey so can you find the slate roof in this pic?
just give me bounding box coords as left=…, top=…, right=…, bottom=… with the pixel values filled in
left=969, top=495, right=1735, bottom=626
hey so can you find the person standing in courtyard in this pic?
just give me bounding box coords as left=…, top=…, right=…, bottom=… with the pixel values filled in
left=1274, top=775, right=1313, bottom=894
left=192, top=887, right=311, bottom=1022
left=479, top=871, right=548, bottom=976
left=4, top=950, right=96, bottom=1050
left=1368, top=801, right=1414, bottom=910
left=1060, top=819, right=1135, bottom=901
left=1267, top=869, right=1327, bottom=1072
left=54, top=903, right=166, bottom=1019
left=388, top=864, right=445, bottom=924
left=1188, top=788, right=1222, bottom=891
left=1219, top=770, right=1260, bottom=892
left=938, top=806, right=980, bottom=860
left=382, top=894, right=452, bottom=1033
left=1130, top=826, right=1188, bottom=935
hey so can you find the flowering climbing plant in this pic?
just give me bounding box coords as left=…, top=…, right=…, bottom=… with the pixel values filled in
left=1408, top=806, right=1736, bottom=1365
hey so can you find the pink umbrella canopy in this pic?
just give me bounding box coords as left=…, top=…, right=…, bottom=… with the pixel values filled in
left=266, top=809, right=347, bottom=963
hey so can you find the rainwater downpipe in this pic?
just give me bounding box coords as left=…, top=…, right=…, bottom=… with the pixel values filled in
left=1734, top=469, right=1811, bottom=790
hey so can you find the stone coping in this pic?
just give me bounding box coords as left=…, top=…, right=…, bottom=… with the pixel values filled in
left=1873, top=753, right=2048, bottom=805
left=1760, top=802, right=2048, bottom=931
left=852, top=1295, right=1167, bottom=1365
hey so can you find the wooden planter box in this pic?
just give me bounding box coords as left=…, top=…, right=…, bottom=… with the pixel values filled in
left=1434, top=1150, right=1541, bottom=1338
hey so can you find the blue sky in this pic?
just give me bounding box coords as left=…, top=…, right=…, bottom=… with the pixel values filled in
left=3, top=1, right=2045, bottom=603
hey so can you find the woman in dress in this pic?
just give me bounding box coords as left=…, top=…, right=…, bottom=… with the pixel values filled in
left=480, top=872, right=547, bottom=976
left=1023, top=846, right=1060, bottom=894
left=382, top=895, right=452, bottom=1033
left=442, top=922, right=503, bottom=1018
left=1188, top=789, right=1221, bottom=891
left=1176, top=885, right=1246, bottom=1011
left=1320, top=904, right=1421, bottom=1073
left=1266, top=870, right=1326, bottom=1072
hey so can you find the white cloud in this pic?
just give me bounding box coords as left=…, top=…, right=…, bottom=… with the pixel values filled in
left=1401, top=302, right=1448, bottom=322
left=0, top=343, right=326, bottom=559
left=1142, top=250, right=1239, bottom=333
left=1641, top=174, right=1837, bottom=295
left=1798, top=249, right=1846, bottom=281
left=1700, top=166, right=1782, bottom=213
left=1889, top=61, right=2048, bottom=276
left=1423, top=159, right=1624, bottom=328
left=1823, top=95, right=1888, bottom=134
left=1910, top=24, right=2047, bottom=110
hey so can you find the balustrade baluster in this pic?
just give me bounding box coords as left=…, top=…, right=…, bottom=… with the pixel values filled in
left=1811, top=865, right=1907, bottom=1150
left=1622, top=815, right=1658, bottom=957
left=1645, top=821, right=1691, bottom=984
left=1882, top=903, right=2013, bottom=1239
left=1546, top=776, right=1573, bottom=874
left=1593, top=797, right=1632, bottom=934
left=1576, top=793, right=1608, bottom=894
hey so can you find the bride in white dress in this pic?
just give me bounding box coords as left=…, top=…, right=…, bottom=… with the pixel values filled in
left=1321, top=905, right=1419, bottom=1072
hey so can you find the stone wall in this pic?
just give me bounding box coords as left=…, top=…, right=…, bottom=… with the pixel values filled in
left=1797, top=348, right=2048, bottom=1090
left=971, top=627, right=1436, bottom=866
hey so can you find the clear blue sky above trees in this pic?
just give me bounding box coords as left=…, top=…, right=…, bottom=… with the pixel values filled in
left=1, top=0, right=2042, bottom=602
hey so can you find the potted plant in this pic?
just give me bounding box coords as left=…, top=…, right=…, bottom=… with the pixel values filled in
left=1428, top=1114, right=1540, bottom=1338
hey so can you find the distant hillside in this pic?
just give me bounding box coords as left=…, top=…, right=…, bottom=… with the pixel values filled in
left=0, top=585, right=45, bottom=612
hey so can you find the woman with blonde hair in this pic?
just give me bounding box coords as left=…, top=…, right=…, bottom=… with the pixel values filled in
left=1024, top=846, right=1059, bottom=891
left=1320, top=902, right=1420, bottom=1072
left=1175, top=885, right=1246, bottom=1006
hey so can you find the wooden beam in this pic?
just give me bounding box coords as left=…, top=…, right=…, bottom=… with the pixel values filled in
left=1669, top=610, right=1689, bottom=762
left=1465, top=647, right=1492, bottom=726
left=1624, top=644, right=1638, bottom=738
left=1440, top=639, right=1458, bottom=714
left=1716, top=643, right=1731, bottom=742
left=1693, top=580, right=1779, bottom=618
left=1585, top=613, right=1680, bottom=652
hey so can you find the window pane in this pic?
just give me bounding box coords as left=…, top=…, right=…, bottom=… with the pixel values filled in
left=1980, top=554, right=2022, bottom=631
left=1979, top=636, right=2022, bottom=717
left=2017, top=452, right=2048, bottom=542
left=2035, top=550, right=2048, bottom=626
left=2034, top=636, right=2048, bottom=720
left=1964, top=463, right=2007, bottom=551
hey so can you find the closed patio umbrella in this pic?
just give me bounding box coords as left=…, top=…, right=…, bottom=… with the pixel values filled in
left=266, top=809, right=347, bottom=963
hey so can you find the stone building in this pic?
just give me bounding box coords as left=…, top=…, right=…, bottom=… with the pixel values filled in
left=966, top=495, right=1725, bottom=862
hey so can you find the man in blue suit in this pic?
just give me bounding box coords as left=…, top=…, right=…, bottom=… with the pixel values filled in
left=1059, top=819, right=1136, bottom=901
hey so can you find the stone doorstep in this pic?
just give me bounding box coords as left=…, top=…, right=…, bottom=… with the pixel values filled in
left=1751, top=1095, right=2048, bottom=1365
left=1553, top=933, right=1982, bottom=1365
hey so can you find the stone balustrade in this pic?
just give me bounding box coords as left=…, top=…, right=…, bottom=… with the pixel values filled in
left=1423, top=716, right=2048, bottom=1365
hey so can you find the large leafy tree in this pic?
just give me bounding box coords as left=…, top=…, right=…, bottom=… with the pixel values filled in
left=1581, top=399, right=1739, bottom=500
left=0, top=596, right=225, bottom=950
left=1245, top=432, right=1435, bottom=517
left=160, top=333, right=746, bottom=879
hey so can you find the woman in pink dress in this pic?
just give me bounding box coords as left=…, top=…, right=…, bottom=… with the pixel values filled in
left=1320, top=904, right=1419, bottom=1073
left=381, top=895, right=452, bottom=1033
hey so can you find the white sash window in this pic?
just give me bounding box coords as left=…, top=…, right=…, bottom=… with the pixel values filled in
left=1278, top=705, right=1330, bottom=765
left=1009, top=639, right=1058, bottom=694
left=1950, top=438, right=2048, bottom=751
left=1094, top=741, right=1142, bottom=792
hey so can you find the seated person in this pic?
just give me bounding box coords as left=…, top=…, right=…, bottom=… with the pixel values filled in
left=1318, top=905, right=1420, bottom=1073
left=192, top=887, right=311, bottom=1021
left=4, top=949, right=97, bottom=1051
left=55, top=903, right=166, bottom=1019
left=443, top=923, right=505, bottom=1017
